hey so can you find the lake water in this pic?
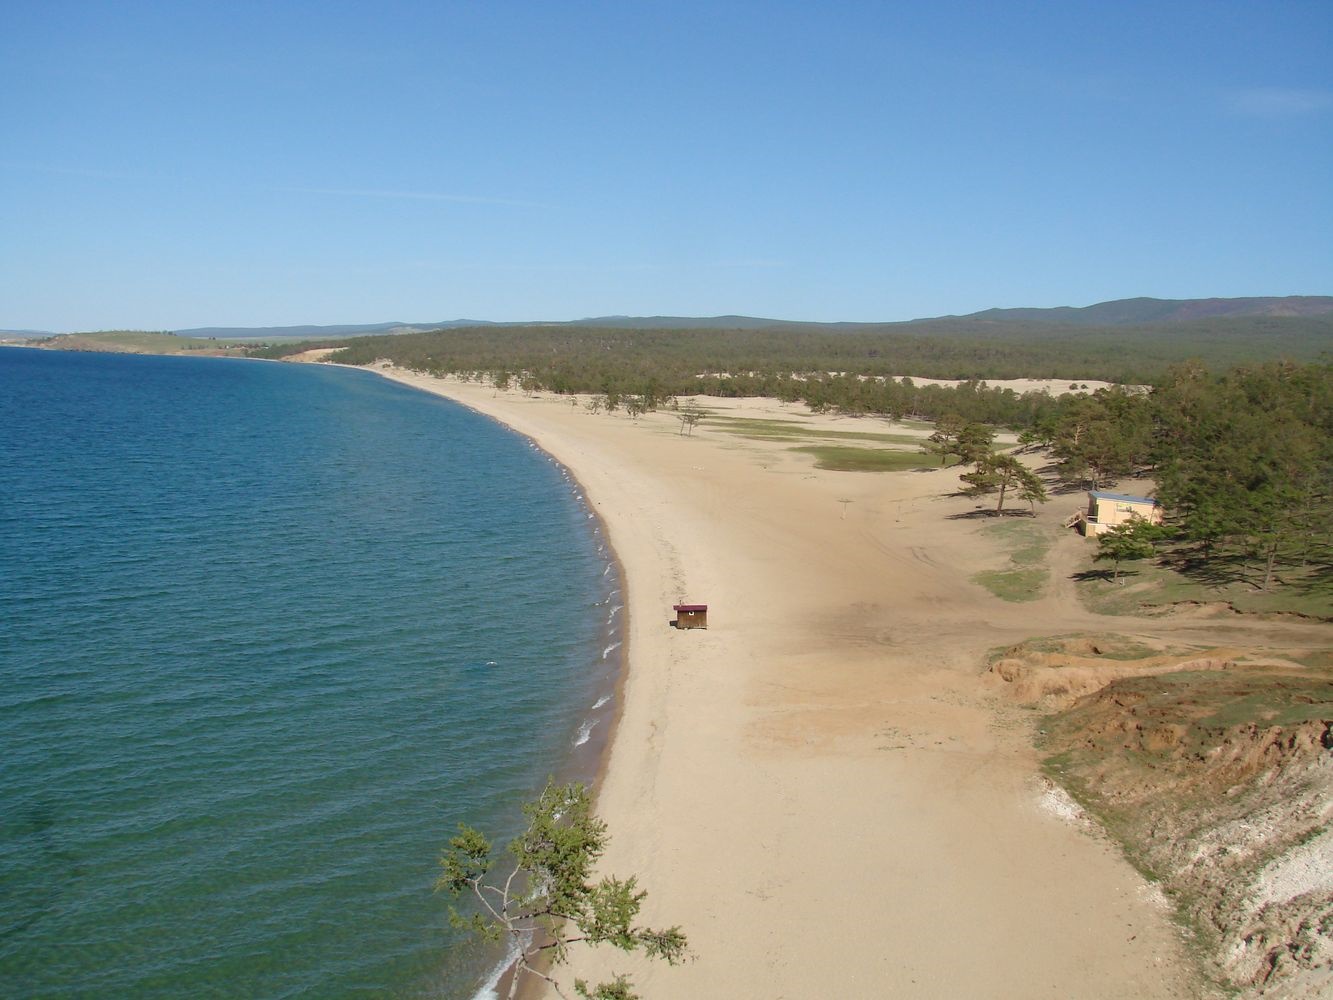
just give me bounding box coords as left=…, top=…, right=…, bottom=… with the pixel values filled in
left=0, top=349, right=620, bottom=998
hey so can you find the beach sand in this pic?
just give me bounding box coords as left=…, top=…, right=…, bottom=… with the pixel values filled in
left=366, top=368, right=1205, bottom=998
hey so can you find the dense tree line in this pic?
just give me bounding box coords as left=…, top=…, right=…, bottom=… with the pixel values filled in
left=928, top=363, right=1331, bottom=588
left=1150, top=362, right=1332, bottom=588
left=250, top=315, right=1329, bottom=390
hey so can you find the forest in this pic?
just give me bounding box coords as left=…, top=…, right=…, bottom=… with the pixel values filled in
left=251, top=320, right=1331, bottom=591
left=248, top=314, right=1331, bottom=387
left=926, top=363, right=1332, bottom=592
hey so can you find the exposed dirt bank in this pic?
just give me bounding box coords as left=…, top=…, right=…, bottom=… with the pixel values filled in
left=993, top=637, right=1333, bottom=997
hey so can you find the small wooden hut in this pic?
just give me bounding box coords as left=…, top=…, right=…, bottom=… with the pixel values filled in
left=673, top=604, right=708, bottom=629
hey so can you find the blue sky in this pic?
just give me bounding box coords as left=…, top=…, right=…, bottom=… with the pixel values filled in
left=3, top=1, right=1330, bottom=330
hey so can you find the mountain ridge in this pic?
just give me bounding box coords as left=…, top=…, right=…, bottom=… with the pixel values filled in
left=951, top=295, right=1333, bottom=327
left=6, top=295, right=1330, bottom=341
left=184, top=295, right=1333, bottom=337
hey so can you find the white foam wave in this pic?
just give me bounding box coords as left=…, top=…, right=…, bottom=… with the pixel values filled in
left=574, top=720, right=596, bottom=746
left=470, top=933, right=527, bottom=1000
left=592, top=695, right=611, bottom=710
left=601, top=641, right=622, bottom=660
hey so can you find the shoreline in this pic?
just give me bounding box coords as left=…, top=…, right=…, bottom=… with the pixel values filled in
left=351, top=365, right=1206, bottom=998
left=350, top=364, right=633, bottom=1000
left=348, top=362, right=633, bottom=796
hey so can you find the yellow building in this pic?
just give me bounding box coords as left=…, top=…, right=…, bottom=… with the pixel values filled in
left=1077, top=491, right=1162, bottom=536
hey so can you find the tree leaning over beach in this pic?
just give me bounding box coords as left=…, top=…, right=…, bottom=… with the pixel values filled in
left=438, top=780, right=689, bottom=1000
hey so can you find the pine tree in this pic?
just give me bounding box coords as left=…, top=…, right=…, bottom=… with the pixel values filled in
left=439, top=782, right=688, bottom=1000
left=1095, top=517, right=1167, bottom=584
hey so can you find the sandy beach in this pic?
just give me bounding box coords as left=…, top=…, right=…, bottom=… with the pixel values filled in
left=366, top=366, right=1212, bottom=998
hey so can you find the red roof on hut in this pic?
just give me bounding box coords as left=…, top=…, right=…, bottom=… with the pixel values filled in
left=673, top=604, right=707, bottom=612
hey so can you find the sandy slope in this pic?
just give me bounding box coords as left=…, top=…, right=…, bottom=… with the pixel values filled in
left=363, top=370, right=1211, bottom=998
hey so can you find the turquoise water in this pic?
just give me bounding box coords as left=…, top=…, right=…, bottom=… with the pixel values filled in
left=0, top=349, right=620, bottom=998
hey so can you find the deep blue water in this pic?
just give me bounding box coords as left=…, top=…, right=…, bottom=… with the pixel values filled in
left=0, top=349, right=620, bottom=998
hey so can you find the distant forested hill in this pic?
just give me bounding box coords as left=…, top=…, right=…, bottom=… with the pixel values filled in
left=176, top=295, right=1333, bottom=340
left=25, top=295, right=1331, bottom=381
left=250, top=308, right=1331, bottom=387
left=951, top=295, right=1333, bottom=327
left=571, top=296, right=1333, bottom=330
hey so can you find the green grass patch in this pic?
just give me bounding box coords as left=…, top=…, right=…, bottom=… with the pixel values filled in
left=701, top=415, right=811, bottom=432
left=973, top=567, right=1047, bottom=602
left=988, top=523, right=1049, bottom=566
left=971, top=520, right=1052, bottom=602
left=791, top=445, right=933, bottom=472
left=991, top=632, right=1173, bottom=665
left=1290, top=649, right=1333, bottom=669
left=1207, top=677, right=1333, bottom=728
left=1076, top=547, right=1333, bottom=620
left=702, top=415, right=948, bottom=473
left=1092, top=639, right=1173, bottom=661
left=707, top=415, right=926, bottom=446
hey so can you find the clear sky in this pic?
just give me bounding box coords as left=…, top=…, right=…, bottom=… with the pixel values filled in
left=3, top=1, right=1330, bottom=331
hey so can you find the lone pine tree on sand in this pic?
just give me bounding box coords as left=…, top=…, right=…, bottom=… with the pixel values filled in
left=960, top=453, right=1049, bottom=514
left=438, top=781, right=688, bottom=1000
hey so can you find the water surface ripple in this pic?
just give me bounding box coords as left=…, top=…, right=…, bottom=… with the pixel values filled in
left=0, top=350, right=614, bottom=998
